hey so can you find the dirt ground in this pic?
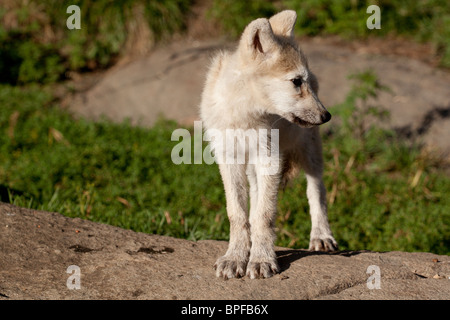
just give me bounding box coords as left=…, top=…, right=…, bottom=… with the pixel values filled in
left=66, top=36, right=450, bottom=161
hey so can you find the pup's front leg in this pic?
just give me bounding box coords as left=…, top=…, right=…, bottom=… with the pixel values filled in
left=247, top=168, right=280, bottom=279
left=214, top=164, right=251, bottom=279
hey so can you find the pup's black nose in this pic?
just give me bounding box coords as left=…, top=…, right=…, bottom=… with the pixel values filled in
left=321, top=111, right=332, bottom=123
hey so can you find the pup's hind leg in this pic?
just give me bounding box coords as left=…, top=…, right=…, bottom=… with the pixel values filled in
left=305, top=173, right=338, bottom=251
left=301, top=129, right=338, bottom=251
left=214, top=163, right=251, bottom=279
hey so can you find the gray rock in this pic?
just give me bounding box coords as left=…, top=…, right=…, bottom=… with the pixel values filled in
left=68, top=39, right=450, bottom=157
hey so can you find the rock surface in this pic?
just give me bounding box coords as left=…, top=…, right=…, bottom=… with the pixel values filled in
left=1, top=202, right=448, bottom=300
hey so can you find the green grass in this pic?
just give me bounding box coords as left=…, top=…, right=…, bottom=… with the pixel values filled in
left=0, top=84, right=228, bottom=241
left=1, top=73, right=449, bottom=255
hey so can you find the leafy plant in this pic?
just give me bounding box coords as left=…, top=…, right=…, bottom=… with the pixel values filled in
left=333, top=70, right=392, bottom=151
left=0, top=0, right=192, bottom=85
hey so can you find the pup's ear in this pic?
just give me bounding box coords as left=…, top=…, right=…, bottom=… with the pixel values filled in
left=269, top=10, right=297, bottom=38
left=239, top=18, right=276, bottom=58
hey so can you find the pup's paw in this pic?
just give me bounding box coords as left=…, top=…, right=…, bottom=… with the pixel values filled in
left=214, top=255, right=247, bottom=280
left=309, top=236, right=338, bottom=252
left=246, top=258, right=279, bottom=279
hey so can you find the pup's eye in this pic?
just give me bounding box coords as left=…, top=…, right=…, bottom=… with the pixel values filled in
left=291, top=77, right=302, bottom=87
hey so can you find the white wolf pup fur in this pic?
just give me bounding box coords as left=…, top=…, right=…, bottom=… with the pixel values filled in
left=200, top=10, right=338, bottom=279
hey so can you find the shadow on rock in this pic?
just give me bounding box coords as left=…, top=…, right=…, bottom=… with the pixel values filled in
left=276, top=249, right=370, bottom=273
